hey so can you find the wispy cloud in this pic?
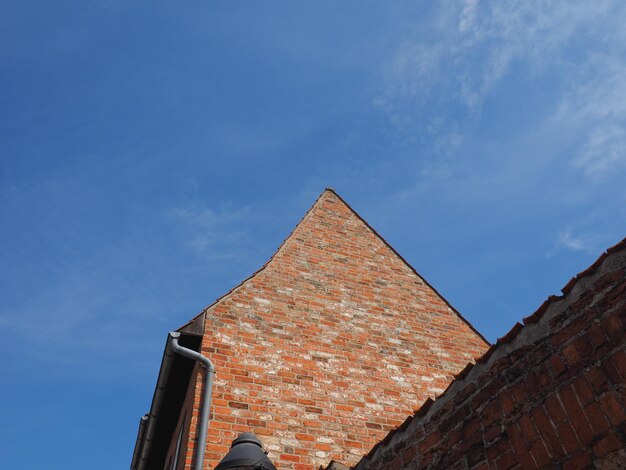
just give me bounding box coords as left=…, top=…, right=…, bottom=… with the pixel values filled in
left=0, top=266, right=165, bottom=380
left=555, top=59, right=626, bottom=177
left=169, top=204, right=251, bottom=260
left=383, top=0, right=619, bottom=110
left=546, top=222, right=622, bottom=259
left=378, top=0, right=626, bottom=179
left=557, top=228, right=590, bottom=252
left=575, top=125, right=626, bottom=177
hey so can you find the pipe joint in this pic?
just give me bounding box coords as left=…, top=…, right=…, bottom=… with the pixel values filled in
left=168, top=331, right=216, bottom=470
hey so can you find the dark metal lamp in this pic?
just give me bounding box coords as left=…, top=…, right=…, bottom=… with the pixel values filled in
left=214, top=432, right=277, bottom=470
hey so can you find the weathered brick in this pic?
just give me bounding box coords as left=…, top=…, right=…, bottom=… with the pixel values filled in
left=466, top=443, right=486, bottom=467
left=593, top=270, right=624, bottom=293
left=157, top=190, right=492, bottom=470
left=562, top=451, right=591, bottom=470
left=530, top=439, right=551, bottom=468
left=556, top=421, right=580, bottom=455
left=559, top=385, right=595, bottom=446
left=586, top=324, right=607, bottom=348
left=486, top=436, right=512, bottom=462
left=585, top=367, right=610, bottom=395
left=592, top=431, right=622, bottom=458
left=599, top=392, right=626, bottom=427
left=518, top=414, right=538, bottom=445
left=544, top=394, right=567, bottom=424
left=571, top=376, right=594, bottom=406
left=495, top=450, right=517, bottom=470
left=531, top=406, right=562, bottom=456
left=146, top=194, right=626, bottom=470
left=610, top=349, right=626, bottom=380
left=600, top=310, right=625, bottom=337
left=549, top=355, right=566, bottom=377
left=584, top=402, right=610, bottom=435
left=600, top=356, right=623, bottom=385
left=507, top=424, right=537, bottom=470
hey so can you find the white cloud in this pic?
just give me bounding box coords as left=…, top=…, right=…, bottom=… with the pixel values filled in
left=169, top=204, right=251, bottom=259
left=382, top=1, right=600, bottom=111
left=557, top=229, right=587, bottom=252
left=549, top=213, right=625, bottom=257
left=575, top=125, right=626, bottom=177
left=554, top=59, right=626, bottom=177
left=379, top=0, right=626, bottom=179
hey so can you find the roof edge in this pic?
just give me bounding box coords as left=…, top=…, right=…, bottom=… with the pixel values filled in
left=352, top=235, right=626, bottom=467
left=325, top=188, right=490, bottom=347
left=178, top=187, right=490, bottom=346
left=132, top=333, right=202, bottom=469
left=176, top=189, right=334, bottom=331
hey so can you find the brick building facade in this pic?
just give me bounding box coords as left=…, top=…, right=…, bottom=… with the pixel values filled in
left=132, top=189, right=626, bottom=469
left=350, top=237, right=626, bottom=469
left=132, top=189, right=489, bottom=469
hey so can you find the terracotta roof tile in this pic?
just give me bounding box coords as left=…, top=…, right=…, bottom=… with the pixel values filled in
left=496, top=322, right=524, bottom=345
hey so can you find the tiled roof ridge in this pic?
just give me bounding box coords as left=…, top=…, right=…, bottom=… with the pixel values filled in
left=350, top=235, right=626, bottom=468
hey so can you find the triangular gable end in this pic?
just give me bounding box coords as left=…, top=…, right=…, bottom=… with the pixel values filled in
left=175, top=188, right=490, bottom=469
left=182, top=188, right=487, bottom=349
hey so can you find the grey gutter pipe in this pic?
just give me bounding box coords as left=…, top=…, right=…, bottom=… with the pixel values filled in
left=135, top=336, right=178, bottom=470
left=130, top=415, right=148, bottom=470
left=169, top=331, right=216, bottom=470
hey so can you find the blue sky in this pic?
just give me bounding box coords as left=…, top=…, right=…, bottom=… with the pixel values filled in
left=2, top=1, right=626, bottom=468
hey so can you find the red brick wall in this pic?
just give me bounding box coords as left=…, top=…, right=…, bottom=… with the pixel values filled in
left=354, top=240, right=626, bottom=469
left=179, top=190, right=488, bottom=469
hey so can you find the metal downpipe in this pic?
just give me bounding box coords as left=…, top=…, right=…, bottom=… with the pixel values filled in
left=169, top=331, right=216, bottom=470
left=130, top=415, right=148, bottom=470
left=135, top=338, right=178, bottom=470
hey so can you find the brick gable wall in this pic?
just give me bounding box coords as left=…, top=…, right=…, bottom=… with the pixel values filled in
left=353, top=239, right=626, bottom=470
left=173, top=190, right=488, bottom=469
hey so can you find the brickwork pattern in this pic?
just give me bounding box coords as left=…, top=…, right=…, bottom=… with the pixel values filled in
left=353, top=241, right=626, bottom=470
left=176, top=190, right=488, bottom=469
